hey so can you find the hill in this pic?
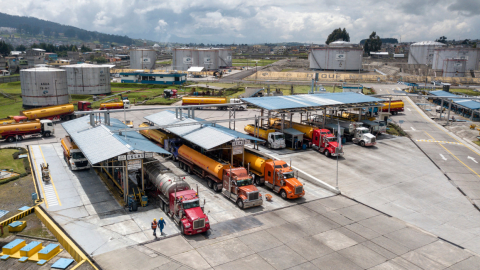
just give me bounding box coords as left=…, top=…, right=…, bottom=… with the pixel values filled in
left=0, top=12, right=133, bottom=45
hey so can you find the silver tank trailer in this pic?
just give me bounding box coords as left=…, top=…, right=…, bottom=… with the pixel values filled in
left=144, top=161, right=190, bottom=197
left=130, top=49, right=157, bottom=70
left=64, top=63, right=110, bottom=94
left=432, top=48, right=480, bottom=71
left=20, top=67, right=69, bottom=108
left=408, top=41, right=446, bottom=65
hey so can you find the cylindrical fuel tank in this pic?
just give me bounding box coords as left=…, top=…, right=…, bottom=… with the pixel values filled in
left=139, top=123, right=174, bottom=146
left=20, top=67, right=69, bottom=108
left=178, top=145, right=228, bottom=180
left=242, top=151, right=271, bottom=176
left=244, top=124, right=275, bottom=140
left=21, top=104, right=74, bottom=120
left=182, top=97, right=227, bottom=105
left=144, top=160, right=190, bottom=196
left=269, top=118, right=317, bottom=139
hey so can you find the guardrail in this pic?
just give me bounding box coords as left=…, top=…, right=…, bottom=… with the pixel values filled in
left=0, top=76, right=20, bottom=83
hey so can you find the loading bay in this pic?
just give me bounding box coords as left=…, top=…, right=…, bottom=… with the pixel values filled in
left=5, top=84, right=480, bottom=269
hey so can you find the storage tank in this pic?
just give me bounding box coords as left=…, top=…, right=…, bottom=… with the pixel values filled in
left=198, top=49, right=219, bottom=70
left=218, top=48, right=232, bottom=67
left=432, top=48, right=480, bottom=71
left=20, top=67, right=69, bottom=108
left=129, top=49, right=157, bottom=69
left=309, top=41, right=363, bottom=70
left=64, top=63, right=110, bottom=95
left=407, top=41, right=446, bottom=65
left=172, top=48, right=198, bottom=71
left=443, top=58, right=467, bottom=77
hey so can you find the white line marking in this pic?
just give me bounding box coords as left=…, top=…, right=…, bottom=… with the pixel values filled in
left=407, top=108, right=411, bottom=111
left=468, top=156, right=478, bottom=164
left=440, top=154, right=447, bottom=161
left=411, top=127, right=416, bottom=131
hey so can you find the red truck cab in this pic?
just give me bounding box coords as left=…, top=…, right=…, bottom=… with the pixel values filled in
left=77, top=101, right=92, bottom=111
left=169, top=189, right=210, bottom=235
left=222, top=168, right=263, bottom=209
left=312, top=129, right=344, bottom=157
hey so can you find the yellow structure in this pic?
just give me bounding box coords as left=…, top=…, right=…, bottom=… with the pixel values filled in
left=99, top=102, right=124, bottom=109
left=182, top=97, right=227, bottom=105
left=238, top=151, right=270, bottom=177
left=21, top=104, right=74, bottom=120
left=381, top=100, right=404, bottom=111
left=20, top=241, right=42, bottom=257
left=244, top=124, right=276, bottom=140
left=139, top=123, right=174, bottom=146
left=340, top=112, right=375, bottom=121
left=38, top=244, right=61, bottom=261
left=178, top=145, right=229, bottom=180
left=8, top=221, right=26, bottom=232
left=1, top=239, right=26, bottom=255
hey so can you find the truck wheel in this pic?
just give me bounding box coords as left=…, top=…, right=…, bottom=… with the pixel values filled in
left=16, top=136, right=23, bottom=142
left=236, top=199, right=244, bottom=209
left=213, top=183, right=220, bottom=192
left=163, top=203, right=169, bottom=214
left=187, top=166, right=192, bottom=174
left=7, top=137, right=15, bottom=142
left=254, top=175, right=262, bottom=186
left=324, top=150, right=330, bottom=157
left=181, top=224, right=185, bottom=235
left=280, top=190, right=287, bottom=199
left=267, top=143, right=271, bottom=149
left=44, top=132, right=51, bottom=138
left=360, top=141, right=365, bottom=147
left=179, top=162, right=184, bottom=170
left=207, top=179, right=213, bottom=189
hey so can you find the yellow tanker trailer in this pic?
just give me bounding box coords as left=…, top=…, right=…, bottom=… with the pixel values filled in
left=21, top=104, right=75, bottom=121
left=269, top=118, right=318, bottom=140
left=139, top=122, right=175, bottom=147
left=182, top=97, right=228, bottom=110
left=244, top=124, right=286, bottom=149
left=0, top=120, right=55, bottom=143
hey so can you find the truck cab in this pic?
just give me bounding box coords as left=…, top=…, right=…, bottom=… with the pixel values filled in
left=312, top=129, right=343, bottom=157
left=61, top=136, right=90, bottom=170
left=353, top=127, right=376, bottom=147
left=170, top=189, right=210, bottom=235
left=40, top=120, right=55, bottom=137
left=264, top=160, right=304, bottom=199
left=230, top=98, right=247, bottom=110
left=267, top=132, right=286, bottom=149
left=222, top=167, right=263, bottom=209
left=123, top=99, right=131, bottom=109
left=77, top=101, right=92, bottom=111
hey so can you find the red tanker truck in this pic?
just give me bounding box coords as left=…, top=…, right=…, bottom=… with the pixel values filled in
left=311, top=129, right=343, bottom=157
left=144, top=159, right=210, bottom=235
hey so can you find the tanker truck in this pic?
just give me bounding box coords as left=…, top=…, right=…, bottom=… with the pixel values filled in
left=99, top=99, right=131, bottom=110
left=144, top=159, right=210, bottom=235
left=338, top=121, right=376, bottom=147
left=269, top=118, right=317, bottom=141
left=311, top=129, right=344, bottom=157
left=177, top=145, right=263, bottom=209
left=235, top=150, right=304, bottom=199
left=0, top=120, right=54, bottom=143
left=61, top=136, right=90, bottom=170
left=138, top=122, right=182, bottom=161
left=182, top=97, right=228, bottom=110
left=244, top=124, right=285, bottom=149
left=0, top=116, right=28, bottom=125
left=21, top=104, right=75, bottom=121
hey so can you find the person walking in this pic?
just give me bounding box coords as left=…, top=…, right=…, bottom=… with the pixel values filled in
left=151, top=218, right=158, bottom=238
left=158, top=217, right=166, bottom=235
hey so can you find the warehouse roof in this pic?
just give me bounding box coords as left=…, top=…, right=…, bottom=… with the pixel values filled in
left=144, top=110, right=264, bottom=150
left=62, top=116, right=170, bottom=164
left=429, top=90, right=480, bottom=110
left=241, top=92, right=384, bottom=111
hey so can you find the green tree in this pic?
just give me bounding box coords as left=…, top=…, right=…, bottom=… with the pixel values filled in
left=436, top=36, right=447, bottom=44
left=81, top=45, right=92, bottom=52
left=0, top=40, right=13, bottom=56
left=64, top=28, right=76, bottom=38
left=15, top=45, right=26, bottom=51
left=326, top=28, right=350, bottom=45
left=363, top=31, right=382, bottom=55
left=43, top=28, right=52, bottom=37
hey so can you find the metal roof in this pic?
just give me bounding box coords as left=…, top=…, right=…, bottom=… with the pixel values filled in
left=241, top=92, right=384, bottom=111
left=145, top=110, right=264, bottom=150
left=283, top=128, right=305, bottom=136
left=62, top=116, right=170, bottom=164
left=429, top=90, right=480, bottom=110
left=187, top=67, right=204, bottom=72
left=411, top=41, right=446, bottom=46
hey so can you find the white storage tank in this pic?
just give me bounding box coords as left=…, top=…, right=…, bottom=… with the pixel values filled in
left=130, top=49, right=157, bottom=69
left=432, top=48, right=480, bottom=71
left=20, top=67, right=69, bottom=108
left=408, top=41, right=446, bottom=65
left=443, top=58, right=467, bottom=77
left=309, top=41, right=363, bottom=71
left=172, top=48, right=198, bottom=71
left=198, top=49, right=219, bottom=70
left=64, top=63, right=110, bottom=94
left=217, top=48, right=232, bottom=68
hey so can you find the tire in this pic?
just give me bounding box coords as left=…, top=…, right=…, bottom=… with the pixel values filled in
left=254, top=175, right=262, bottom=186
left=181, top=224, right=185, bottom=235
left=163, top=203, right=169, bottom=214
left=207, top=179, right=213, bottom=189
left=213, top=183, right=220, bottom=192
left=7, top=137, right=15, bottom=142
left=267, top=143, right=271, bottom=149
left=360, top=141, right=365, bottom=147
left=324, top=150, right=330, bottom=157
left=180, top=162, right=184, bottom=170
left=44, top=132, right=51, bottom=138
left=187, top=166, right=192, bottom=174
left=236, top=199, right=244, bottom=209
left=16, top=136, right=23, bottom=142
left=280, top=189, right=287, bottom=200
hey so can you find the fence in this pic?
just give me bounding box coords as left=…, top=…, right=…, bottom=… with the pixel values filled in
left=0, top=76, right=20, bottom=83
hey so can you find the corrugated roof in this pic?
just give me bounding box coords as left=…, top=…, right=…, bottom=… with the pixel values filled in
left=241, top=92, right=384, bottom=111
left=62, top=116, right=170, bottom=164
left=429, top=90, right=480, bottom=110
left=283, top=128, right=305, bottom=136
left=144, top=110, right=264, bottom=150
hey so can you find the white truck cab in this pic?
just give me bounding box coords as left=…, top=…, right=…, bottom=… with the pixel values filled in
left=230, top=98, right=247, bottom=110
left=353, top=127, right=376, bottom=147
left=123, top=99, right=131, bottom=109
left=267, top=132, right=286, bottom=149
left=40, top=120, right=55, bottom=136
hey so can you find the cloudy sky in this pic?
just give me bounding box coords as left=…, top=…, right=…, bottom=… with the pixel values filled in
left=1, top=0, right=479, bottom=44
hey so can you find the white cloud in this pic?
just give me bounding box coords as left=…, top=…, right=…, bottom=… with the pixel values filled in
left=155, top=20, right=168, bottom=32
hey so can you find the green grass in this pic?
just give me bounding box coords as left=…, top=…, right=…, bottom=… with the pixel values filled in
left=0, top=96, right=23, bottom=118
left=156, top=60, right=172, bottom=65
left=144, top=97, right=181, bottom=105
left=232, top=59, right=278, bottom=66
left=449, top=88, right=480, bottom=96
left=0, top=149, right=26, bottom=174
left=473, top=140, right=480, bottom=146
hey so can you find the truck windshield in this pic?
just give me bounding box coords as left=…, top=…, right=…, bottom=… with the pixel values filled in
left=274, top=134, right=284, bottom=140
left=361, top=129, right=369, bottom=134
left=326, top=137, right=336, bottom=142
left=378, top=122, right=386, bottom=126
left=283, top=171, right=295, bottom=179
left=236, top=178, right=253, bottom=186
left=72, top=152, right=85, bottom=159
left=183, top=199, right=200, bottom=209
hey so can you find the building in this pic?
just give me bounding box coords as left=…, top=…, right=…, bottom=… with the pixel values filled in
left=45, top=53, right=58, bottom=61
left=120, top=72, right=187, bottom=85
left=273, top=46, right=287, bottom=55
left=25, top=48, right=46, bottom=68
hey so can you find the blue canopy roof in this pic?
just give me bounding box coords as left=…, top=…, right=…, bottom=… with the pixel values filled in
left=241, top=92, right=384, bottom=111
left=429, top=90, right=480, bottom=110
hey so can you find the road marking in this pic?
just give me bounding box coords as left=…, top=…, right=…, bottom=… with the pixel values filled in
left=407, top=108, right=411, bottom=111
left=38, top=145, right=62, bottom=207
left=30, top=146, right=48, bottom=208
left=411, top=127, right=416, bottom=131
left=469, top=156, right=478, bottom=164
left=440, top=154, right=447, bottom=161
left=424, top=131, right=480, bottom=178
left=416, top=139, right=462, bottom=145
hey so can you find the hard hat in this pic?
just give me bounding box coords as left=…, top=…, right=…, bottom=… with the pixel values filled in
left=160, top=217, right=163, bottom=220
left=154, top=218, right=156, bottom=221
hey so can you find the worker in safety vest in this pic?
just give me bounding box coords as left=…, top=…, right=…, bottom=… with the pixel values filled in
left=151, top=218, right=158, bottom=237
left=158, top=217, right=166, bottom=235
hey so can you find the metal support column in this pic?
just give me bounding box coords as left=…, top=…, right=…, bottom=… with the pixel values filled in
left=291, top=85, right=294, bottom=95
left=267, top=85, right=270, bottom=96
left=281, top=114, right=285, bottom=133
left=123, top=160, right=127, bottom=202
left=90, top=114, right=95, bottom=126
left=323, top=108, right=326, bottom=129
left=267, top=111, right=271, bottom=127
left=141, top=159, right=144, bottom=191
left=440, top=99, right=444, bottom=119
left=290, top=113, right=293, bottom=128
left=447, top=100, right=452, bottom=125
left=260, top=109, right=264, bottom=127
left=229, top=107, right=236, bottom=130
left=388, top=97, right=392, bottom=115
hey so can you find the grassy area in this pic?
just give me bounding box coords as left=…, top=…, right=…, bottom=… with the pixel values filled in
left=0, top=97, right=23, bottom=118
left=386, top=123, right=407, bottom=136
left=473, top=140, right=480, bottom=146
left=232, top=59, right=278, bottom=66
left=156, top=60, right=172, bottom=65
left=449, top=88, right=480, bottom=96
left=0, top=149, right=26, bottom=174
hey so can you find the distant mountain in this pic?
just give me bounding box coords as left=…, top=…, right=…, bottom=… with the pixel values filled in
left=0, top=12, right=133, bottom=45
left=359, top=38, right=398, bottom=45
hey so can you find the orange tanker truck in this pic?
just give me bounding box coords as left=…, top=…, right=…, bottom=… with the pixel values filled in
left=0, top=119, right=54, bottom=143
left=235, top=150, right=305, bottom=199
left=20, top=104, right=75, bottom=121
left=99, top=99, right=131, bottom=110
left=177, top=145, right=263, bottom=209
left=0, top=116, right=28, bottom=125
left=182, top=97, right=228, bottom=110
